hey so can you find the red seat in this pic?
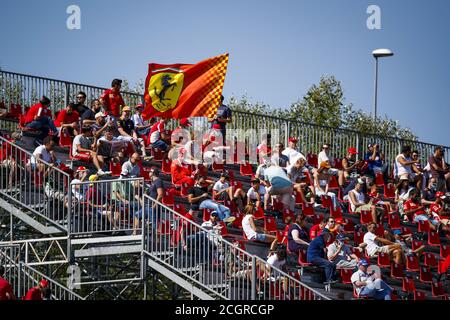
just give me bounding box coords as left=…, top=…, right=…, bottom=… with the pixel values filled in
left=301, top=203, right=315, bottom=216
left=428, top=230, right=441, bottom=246
left=253, top=206, right=265, bottom=220
left=423, top=252, right=438, bottom=268
left=329, top=176, right=339, bottom=190
left=339, top=269, right=353, bottom=284
left=412, top=240, right=423, bottom=251
left=402, top=277, right=416, bottom=293
left=312, top=213, right=324, bottom=225
left=161, top=158, right=172, bottom=174
left=180, top=183, right=190, bottom=197
left=272, top=198, right=284, bottom=212
left=387, top=212, right=401, bottom=230
left=264, top=216, right=278, bottom=233
left=232, top=211, right=243, bottom=229
left=419, top=266, right=433, bottom=283
left=418, top=220, right=430, bottom=233
left=239, top=162, right=253, bottom=177
left=218, top=221, right=229, bottom=237
left=8, top=103, right=22, bottom=119
left=298, top=248, right=311, bottom=267
left=151, top=148, right=164, bottom=162
left=211, top=160, right=224, bottom=172
left=109, top=161, right=122, bottom=176
left=375, top=172, right=385, bottom=187
left=342, top=218, right=354, bottom=234
left=173, top=203, right=186, bottom=216
left=431, top=282, right=446, bottom=298
left=347, top=202, right=357, bottom=215
left=377, top=252, right=390, bottom=268
left=295, top=191, right=305, bottom=205
left=306, top=153, right=318, bottom=167
left=440, top=244, right=450, bottom=259
left=333, top=158, right=343, bottom=170
left=161, top=190, right=174, bottom=207
left=354, top=231, right=364, bottom=245
left=59, top=129, right=73, bottom=147
left=373, top=223, right=384, bottom=237
left=282, top=209, right=295, bottom=223
left=406, top=254, right=420, bottom=272
left=383, top=184, right=396, bottom=199
left=202, top=208, right=213, bottom=222
left=330, top=205, right=343, bottom=219
left=401, top=226, right=413, bottom=235
left=350, top=247, right=363, bottom=259
left=320, top=195, right=332, bottom=210
left=390, top=263, right=404, bottom=279
left=360, top=210, right=373, bottom=224
left=414, top=290, right=426, bottom=300
left=223, top=200, right=238, bottom=215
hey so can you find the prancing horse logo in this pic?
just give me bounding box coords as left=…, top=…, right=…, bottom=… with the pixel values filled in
left=148, top=72, right=184, bottom=113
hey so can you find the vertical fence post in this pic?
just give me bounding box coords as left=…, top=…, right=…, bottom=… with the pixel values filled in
left=67, top=185, right=72, bottom=263
left=356, top=133, right=360, bottom=160
left=64, top=82, right=70, bottom=108
left=251, top=255, right=256, bottom=300
left=285, top=120, right=290, bottom=148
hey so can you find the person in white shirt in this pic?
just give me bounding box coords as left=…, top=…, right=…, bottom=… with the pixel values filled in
left=348, top=178, right=384, bottom=223
left=282, top=137, right=305, bottom=164
left=132, top=104, right=152, bottom=136
left=264, top=247, right=288, bottom=292
left=363, top=222, right=404, bottom=264
left=394, top=145, right=421, bottom=180
left=30, top=136, right=57, bottom=174
left=351, top=259, right=392, bottom=300
left=242, top=204, right=277, bottom=247
left=72, top=126, right=105, bottom=175
left=327, top=234, right=359, bottom=269
left=247, top=179, right=266, bottom=208
left=317, top=143, right=345, bottom=186
left=255, top=159, right=272, bottom=185
left=212, top=172, right=246, bottom=211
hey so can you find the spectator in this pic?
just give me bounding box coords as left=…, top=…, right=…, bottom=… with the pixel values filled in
left=264, top=165, right=294, bottom=211
left=30, top=136, right=57, bottom=174
left=81, top=99, right=102, bottom=126
left=24, top=279, right=49, bottom=300
left=364, top=222, right=404, bottom=264
left=395, top=177, right=414, bottom=203
left=212, top=172, right=246, bottom=211
left=121, top=152, right=141, bottom=178
left=384, top=229, right=426, bottom=256
left=0, top=266, right=15, bottom=300
left=72, top=126, right=105, bottom=175
left=73, top=91, right=89, bottom=118
left=282, top=137, right=306, bottom=164
left=171, top=117, right=192, bottom=147
left=288, top=154, right=315, bottom=204
left=348, top=178, right=384, bottom=223
left=171, top=148, right=195, bottom=186
left=132, top=104, right=153, bottom=136
left=317, top=143, right=344, bottom=187
left=210, top=95, right=232, bottom=146
left=1, top=131, right=22, bottom=189
left=188, top=175, right=234, bottom=223
left=309, top=218, right=327, bottom=240
left=247, top=178, right=266, bottom=209
left=201, top=211, right=224, bottom=245
left=306, top=232, right=337, bottom=284
left=100, top=79, right=125, bottom=119
left=117, top=106, right=148, bottom=158
left=149, top=118, right=169, bottom=152
left=287, top=214, right=310, bottom=254
left=368, top=182, right=393, bottom=213
left=427, top=146, right=450, bottom=192
left=256, top=134, right=272, bottom=165
left=42, top=287, right=52, bottom=300
left=342, top=147, right=362, bottom=180
left=394, top=145, right=422, bottom=181
left=24, top=96, right=57, bottom=143
left=96, top=127, right=125, bottom=169
left=313, top=161, right=338, bottom=211
left=202, top=124, right=228, bottom=164
left=92, top=112, right=110, bottom=141
left=71, top=166, right=89, bottom=202
left=327, top=234, right=359, bottom=269
left=351, top=259, right=392, bottom=300
left=364, top=143, right=388, bottom=180
left=430, top=191, right=450, bottom=224
left=265, top=247, right=289, bottom=293
left=241, top=204, right=277, bottom=248
left=271, top=143, right=290, bottom=168
left=54, top=103, right=80, bottom=137
left=255, top=158, right=272, bottom=185
left=322, top=216, right=338, bottom=234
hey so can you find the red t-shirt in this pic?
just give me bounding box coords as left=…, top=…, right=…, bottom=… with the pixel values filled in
left=171, top=160, right=192, bottom=184
left=430, top=203, right=442, bottom=215
left=23, top=287, right=42, bottom=300
left=403, top=199, right=426, bottom=220
left=0, top=277, right=14, bottom=300
left=54, top=109, right=80, bottom=127
left=309, top=224, right=322, bottom=240
left=24, top=103, right=52, bottom=124
left=101, top=89, right=124, bottom=117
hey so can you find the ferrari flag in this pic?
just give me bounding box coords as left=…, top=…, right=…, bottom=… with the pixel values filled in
left=142, top=53, right=229, bottom=120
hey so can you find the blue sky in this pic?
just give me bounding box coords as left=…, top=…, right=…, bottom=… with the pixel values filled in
left=1, top=0, right=449, bottom=145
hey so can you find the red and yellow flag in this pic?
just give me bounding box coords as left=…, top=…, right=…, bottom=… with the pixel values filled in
left=142, top=53, right=229, bottom=120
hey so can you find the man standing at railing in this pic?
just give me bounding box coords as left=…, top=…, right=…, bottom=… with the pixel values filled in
left=23, top=279, right=49, bottom=300
left=24, top=96, right=58, bottom=144
left=210, top=95, right=231, bottom=146
left=100, top=79, right=125, bottom=119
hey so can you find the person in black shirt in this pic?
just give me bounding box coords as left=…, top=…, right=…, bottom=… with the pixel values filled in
left=117, top=106, right=149, bottom=159
left=210, top=95, right=232, bottom=146
left=74, top=91, right=89, bottom=118
left=81, top=99, right=102, bottom=126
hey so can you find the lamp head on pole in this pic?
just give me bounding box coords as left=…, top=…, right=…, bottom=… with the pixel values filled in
left=372, top=49, right=394, bottom=58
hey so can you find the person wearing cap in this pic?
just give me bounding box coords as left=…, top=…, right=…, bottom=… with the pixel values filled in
left=342, top=147, right=362, bottom=180
left=54, top=103, right=80, bottom=137
left=24, top=96, right=58, bottom=143
left=201, top=211, right=224, bottom=243
left=80, top=98, right=102, bottom=126
left=0, top=265, right=15, bottom=300
left=317, top=143, right=344, bottom=186
left=117, top=106, right=149, bottom=159
left=364, top=143, right=388, bottom=180
left=72, top=126, right=106, bottom=175
left=71, top=166, right=89, bottom=202
left=212, top=172, right=246, bottom=211
left=327, top=234, right=359, bottom=269
left=351, top=259, right=393, bottom=300
left=247, top=178, right=266, bottom=209
left=92, top=111, right=110, bottom=140
left=314, top=161, right=338, bottom=211
left=23, top=278, right=49, bottom=300
left=348, top=178, right=384, bottom=223
left=100, top=79, right=125, bottom=118
left=430, top=191, right=450, bottom=225
left=282, top=137, right=306, bottom=164
left=210, top=95, right=231, bottom=146
left=132, top=103, right=152, bottom=136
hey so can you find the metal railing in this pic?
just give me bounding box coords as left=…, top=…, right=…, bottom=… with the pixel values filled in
left=141, top=195, right=330, bottom=300
left=69, top=177, right=144, bottom=235
left=0, top=136, right=71, bottom=231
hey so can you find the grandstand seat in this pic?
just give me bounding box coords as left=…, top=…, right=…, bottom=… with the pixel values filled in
left=375, top=172, right=385, bottom=186
left=231, top=180, right=243, bottom=190
left=306, top=153, right=318, bottom=167
left=301, top=203, right=315, bottom=216
left=411, top=240, right=423, bottom=251
left=377, top=252, right=390, bottom=268
left=347, top=202, right=357, bottom=215
left=264, top=216, right=278, bottom=233
left=212, top=160, right=224, bottom=172
left=223, top=200, right=238, bottom=215
left=428, top=230, right=440, bottom=246
left=354, top=230, right=364, bottom=245
left=295, top=191, right=305, bottom=205
left=360, top=210, right=373, bottom=224
left=353, top=287, right=369, bottom=300
left=440, top=244, right=449, bottom=259
left=272, top=198, right=284, bottom=212
left=406, top=254, right=420, bottom=272
left=374, top=223, right=384, bottom=237
left=8, top=103, right=22, bottom=119
left=232, top=211, right=243, bottom=229
left=431, top=282, right=446, bottom=298
left=423, top=252, right=438, bottom=268
left=390, top=263, right=404, bottom=279
left=414, top=290, right=426, bottom=300
left=218, top=221, right=229, bottom=237
left=253, top=206, right=265, bottom=220
left=329, top=176, right=339, bottom=190
left=151, top=148, right=164, bottom=162
left=180, top=183, right=190, bottom=197
left=298, top=248, right=311, bottom=267
left=330, top=205, right=343, bottom=219
left=401, top=226, right=413, bottom=236
left=419, top=266, right=433, bottom=283
left=161, top=190, right=174, bottom=207
left=282, top=209, right=295, bottom=223
left=387, top=212, right=401, bottom=230
left=333, top=158, right=343, bottom=170
left=173, top=203, right=186, bottom=216
left=59, top=129, right=72, bottom=147
left=418, top=220, right=430, bottom=233
left=339, top=268, right=353, bottom=284
left=109, top=161, right=121, bottom=177
left=383, top=184, right=396, bottom=199
left=239, top=162, right=253, bottom=177
left=402, top=277, right=416, bottom=293
left=312, top=213, right=324, bottom=225
left=320, top=195, right=332, bottom=210
left=350, top=247, right=363, bottom=259
left=341, top=218, right=354, bottom=234
left=161, top=158, right=171, bottom=174
left=202, top=208, right=213, bottom=222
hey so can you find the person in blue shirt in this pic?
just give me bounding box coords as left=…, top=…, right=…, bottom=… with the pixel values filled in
left=364, top=143, right=388, bottom=180
left=307, top=232, right=337, bottom=283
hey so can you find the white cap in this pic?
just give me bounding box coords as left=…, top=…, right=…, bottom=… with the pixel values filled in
left=95, top=112, right=105, bottom=119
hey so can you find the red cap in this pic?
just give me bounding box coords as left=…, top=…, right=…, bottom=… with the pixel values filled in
left=180, top=118, right=192, bottom=127
left=39, top=279, right=49, bottom=288
left=347, top=147, right=358, bottom=155
left=136, top=103, right=144, bottom=109
left=288, top=137, right=298, bottom=143
left=212, top=124, right=221, bottom=130
left=178, top=147, right=187, bottom=155
left=436, top=191, right=445, bottom=198
left=76, top=166, right=87, bottom=172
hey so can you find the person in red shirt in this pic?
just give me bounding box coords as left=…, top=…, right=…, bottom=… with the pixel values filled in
left=171, top=148, right=195, bottom=186
left=0, top=266, right=15, bottom=300
left=148, top=118, right=169, bottom=151
left=430, top=191, right=450, bottom=225
left=309, top=218, right=327, bottom=240
left=24, top=96, right=57, bottom=142
left=54, top=103, right=80, bottom=136
left=100, top=79, right=125, bottom=118
left=23, top=279, right=48, bottom=300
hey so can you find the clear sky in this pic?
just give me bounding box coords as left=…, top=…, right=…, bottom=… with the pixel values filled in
left=1, top=0, right=449, bottom=145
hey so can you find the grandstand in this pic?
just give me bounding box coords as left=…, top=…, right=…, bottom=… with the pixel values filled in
left=0, top=70, right=449, bottom=300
